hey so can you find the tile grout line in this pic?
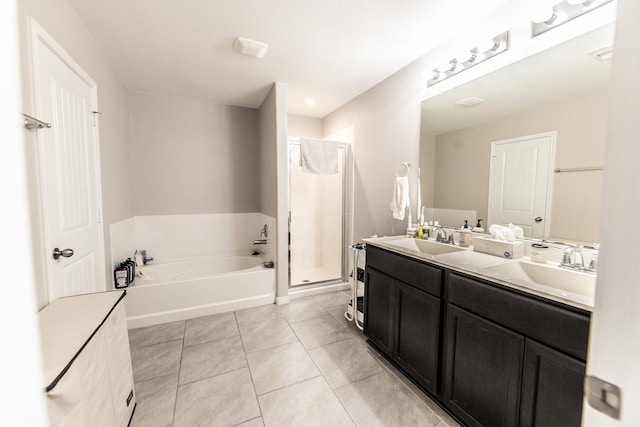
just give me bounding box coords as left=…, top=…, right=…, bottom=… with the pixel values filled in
left=234, top=310, right=265, bottom=426
left=169, top=320, right=187, bottom=427
left=285, top=298, right=361, bottom=426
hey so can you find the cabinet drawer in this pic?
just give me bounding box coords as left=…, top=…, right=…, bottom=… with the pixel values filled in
left=448, top=272, right=590, bottom=360
left=366, top=245, right=442, bottom=296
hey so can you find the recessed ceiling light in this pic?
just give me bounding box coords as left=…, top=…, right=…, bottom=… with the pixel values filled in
left=587, top=45, right=614, bottom=61
left=455, top=97, right=485, bottom=107
left=304, top=98, right=316, bottom=106
left=232, top=37, right=268, bottom=58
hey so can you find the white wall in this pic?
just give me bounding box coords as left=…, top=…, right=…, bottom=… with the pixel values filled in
left=17, top=0, right=134, bottom=306
left=0, top=0, right=48, bottom=422
left=323, top=62, right=424, bottom=239
left=259, top=87, right=278, bottom=218
left=287, top=114, right=323, bottom=138
left=130, top=91, right=260, bottom=215
left=259, top=83, right=289, bottom=301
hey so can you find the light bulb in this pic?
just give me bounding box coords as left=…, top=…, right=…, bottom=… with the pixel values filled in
left=444, top=59, right=458, bottom=74
left=531, top=0, right=560, bottom=24
left=457, top=49, right=477, bottom=65
left=477, top=39, right=499, bottom=53
left=531, top=9, right=557, bottom=24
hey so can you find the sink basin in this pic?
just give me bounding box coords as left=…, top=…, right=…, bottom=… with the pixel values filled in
left=385, top=238, right=466, bottom=256
left=486, top=261, right=596, bottom=299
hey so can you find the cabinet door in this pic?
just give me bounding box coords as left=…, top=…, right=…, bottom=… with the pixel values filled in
left=520, top=340, right=586, bottom=427
left=364, top=267, right=396, bottom=357
left=444, top=305, right=524, bottom=427
left=395, top=283, right=441, bottom=394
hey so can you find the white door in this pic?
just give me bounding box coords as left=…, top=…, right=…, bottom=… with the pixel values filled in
left=583, top=0, right=640, bottom=424
left=32, top=21, right=105, bottom=301
left=487, top=132, right=555, bottom=238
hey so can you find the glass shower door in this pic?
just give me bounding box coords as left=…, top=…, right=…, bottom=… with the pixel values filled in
left=289, top=142, right=345, bottom=287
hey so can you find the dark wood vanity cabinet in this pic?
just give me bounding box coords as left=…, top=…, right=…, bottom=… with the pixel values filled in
left=364, top=245, right=443, bottom=395
left=444, top=305, right=524, bottom=427
left=446, top=272, right=590, bottom=427
left=363, top=267, right=396, bottom=357
left=520, top=340, right=586, bottom=427
left=364, top=244, right=591, bottom=427
left=394, top=282, right=441, bottom=394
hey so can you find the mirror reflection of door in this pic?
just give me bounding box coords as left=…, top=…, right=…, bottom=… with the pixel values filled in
left=32, top=20, right=106, bottom=301
left=487, top=132, right=555, bottom=238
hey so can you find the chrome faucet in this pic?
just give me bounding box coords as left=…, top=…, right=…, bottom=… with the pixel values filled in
left=436, top=227, right=454, bottom=244
left=560, top=245, right=585, bottom=271
left=260, top=224, right=268, bottom=238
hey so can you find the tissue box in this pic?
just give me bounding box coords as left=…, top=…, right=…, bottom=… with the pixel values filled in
left=472, top=236, right=524, bottom=259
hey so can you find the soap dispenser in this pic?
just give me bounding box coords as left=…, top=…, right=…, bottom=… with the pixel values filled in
left=459, top=221, right=472, bottom=247
left=472, top=219, right=484, bottom=233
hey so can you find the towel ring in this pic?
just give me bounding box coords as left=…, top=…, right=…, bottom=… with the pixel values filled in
left=396, top=162, right=411, bottom=177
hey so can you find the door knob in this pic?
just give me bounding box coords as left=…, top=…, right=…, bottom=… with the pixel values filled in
left=52, top=247, right=74, bottom=260
left=535, top=217, right=543, bottom=222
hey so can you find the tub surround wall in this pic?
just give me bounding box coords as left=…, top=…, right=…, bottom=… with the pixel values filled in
left=109, top=217, right=136, bottom=273
left=109, top=213, right=276, bottom=277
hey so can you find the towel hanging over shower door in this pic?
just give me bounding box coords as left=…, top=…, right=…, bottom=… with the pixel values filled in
left=299, top=138, right=340, bottom=174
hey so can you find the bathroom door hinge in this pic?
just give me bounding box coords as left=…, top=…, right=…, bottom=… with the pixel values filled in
left=91, top=111, right=102, bottom=126
left=97, top=209, right=102, bottom=224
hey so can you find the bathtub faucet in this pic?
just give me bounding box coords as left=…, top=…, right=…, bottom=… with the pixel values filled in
left=253, top=239, right=267, bottom=245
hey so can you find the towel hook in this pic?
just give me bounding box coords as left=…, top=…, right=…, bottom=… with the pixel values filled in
left=395, top=162, right=411, bottom=177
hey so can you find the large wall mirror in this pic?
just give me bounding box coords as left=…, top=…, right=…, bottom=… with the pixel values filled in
left=419, top=22, right=615, bottom=244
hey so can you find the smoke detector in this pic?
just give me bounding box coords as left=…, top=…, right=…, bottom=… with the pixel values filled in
left=233, top=37, right=269, bottom=59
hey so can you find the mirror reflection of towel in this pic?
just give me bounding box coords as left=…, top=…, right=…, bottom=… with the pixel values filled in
left=390, top=176, right=410, bottom=220
left=300, top=138, right=339, bottom=175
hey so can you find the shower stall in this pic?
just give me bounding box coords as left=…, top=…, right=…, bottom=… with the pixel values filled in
left=288, top=138, right=353, bottom=288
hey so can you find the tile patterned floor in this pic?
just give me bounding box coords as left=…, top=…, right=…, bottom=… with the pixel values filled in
left=128, top=290, right=461, bottom=427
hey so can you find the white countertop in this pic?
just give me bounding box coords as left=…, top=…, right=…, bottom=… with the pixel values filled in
left=363, top=235, right=595, bottom=312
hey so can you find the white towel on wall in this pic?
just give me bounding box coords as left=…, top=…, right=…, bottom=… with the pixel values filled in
left=299, top=138, right=339, bottom=175
left=390, top=176, right=410, bottom=220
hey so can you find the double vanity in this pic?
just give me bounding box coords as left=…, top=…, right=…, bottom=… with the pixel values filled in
left=363, top=235, right=595, bottom=427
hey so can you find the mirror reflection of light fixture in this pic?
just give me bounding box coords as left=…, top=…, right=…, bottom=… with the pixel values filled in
left=427, top=30, right=510, bottom=88
left=531, top=0, right=614, bottom=37
left=566, top=0, right=596, bottom=5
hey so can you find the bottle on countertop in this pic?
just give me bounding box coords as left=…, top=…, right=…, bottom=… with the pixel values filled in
left=459, top=220, right=472, bottom=247
left=417, top=224, right=424, bottom=239
left=472, top=219, right=484, bottom=233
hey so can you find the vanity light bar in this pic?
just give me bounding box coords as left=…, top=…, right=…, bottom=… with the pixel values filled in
left=531, top=0, right=615, bottom=38
left=427, top=30, right=510, bottom=88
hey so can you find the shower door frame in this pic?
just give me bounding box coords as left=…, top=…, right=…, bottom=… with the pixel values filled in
left=287, top=138, right=354, bottom=289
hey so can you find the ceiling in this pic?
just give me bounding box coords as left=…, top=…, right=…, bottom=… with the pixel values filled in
left=66, top=0, right=509, bottom=118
